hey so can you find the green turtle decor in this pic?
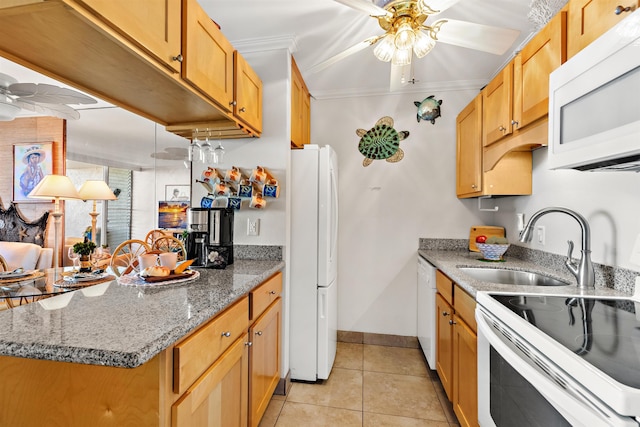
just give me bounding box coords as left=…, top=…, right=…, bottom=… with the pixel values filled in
left=356, top=116, right=409, bottom=167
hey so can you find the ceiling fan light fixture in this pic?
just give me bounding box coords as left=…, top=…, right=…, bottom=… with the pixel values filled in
left=394, top=21, right=416, bottom=50
left=0, top=97, right=20, bottom=121
left=413, top=30, right=436, bottom=58
left=391, top=47, right=412, bottom=66
left=373, top=34, right=396, bottom=62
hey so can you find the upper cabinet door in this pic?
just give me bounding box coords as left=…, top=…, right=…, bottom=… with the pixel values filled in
left=183, top=0, right=234, bottom=113
left=482, top=62, right=513, bottom=147
left=568, top=0, right=640, bottom=58
left=513, top=9, right=567, bottom=129
left=77, top=0, right=182, bottom=73
left=234, top=51, right=263, bottom=134
left=456, top=95, right=483, bottom=198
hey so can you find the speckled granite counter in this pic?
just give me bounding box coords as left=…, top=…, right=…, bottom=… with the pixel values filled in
left=0, top=259, right=284, bottom=368
left=419, top=248, right=634, bottom=299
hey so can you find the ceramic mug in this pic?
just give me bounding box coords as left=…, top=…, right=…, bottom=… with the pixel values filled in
left=158, top=252, right=178, bottom=270
left=138, top=254, right=158, bottom=270
left=249, top=193, right=266, bottom=209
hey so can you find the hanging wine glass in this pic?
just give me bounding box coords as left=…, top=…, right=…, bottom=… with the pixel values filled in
left=200, top=131, right=212, bottom=163
left=191, top=129, right=202, bottom=164
left=213, top=140, right=225, bottom=164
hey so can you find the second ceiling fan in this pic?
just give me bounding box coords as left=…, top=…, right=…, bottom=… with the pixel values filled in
left=308, top=0, right=521, bottom=91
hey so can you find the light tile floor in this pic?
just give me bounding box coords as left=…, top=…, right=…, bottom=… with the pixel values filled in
left=259, top=342, right=460, bottom=427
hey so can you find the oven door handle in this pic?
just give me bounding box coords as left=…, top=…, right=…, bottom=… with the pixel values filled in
left=476, top=308, right=637, bottom=427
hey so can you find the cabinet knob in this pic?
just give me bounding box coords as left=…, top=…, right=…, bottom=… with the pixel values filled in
left=498, top=125, right=506, bottom=132
left=449, top=319, right=457, bottom=325
left=229, top=100, right=237, bottom=107
left=239, top=107, right=246, bottom=113
left=269, top=290, right=276, bottom=295
left=245, top=342, right=253, bottom=347
left=615, top=5, right=632, bottom=14
left=255, top=331, right=263, bottom=336
left=511, top=120, right=519, bottom=128
left=221, top=331, right=231, bottom=337
left=471, top=184, right=477, bottom=189
left=172, top=54, right=183, bottom=63
left=442, top=311, right=450, bottom=317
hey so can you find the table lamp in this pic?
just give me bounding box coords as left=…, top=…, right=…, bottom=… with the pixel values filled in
left=77, top=180, right=117, bottom=244
left=28, top=174, right=81, bottom=269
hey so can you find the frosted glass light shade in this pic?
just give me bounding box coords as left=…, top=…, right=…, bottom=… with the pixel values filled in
left=413, top=30, right=436, bottom=58
left=373, top=34, right=396, bottom=62
left=28, top=175, right=81, bottom=201
left=394, top=22, right=416, bottom=50
left=392, top=48, right=412, bottom=66
left=78, top=180, right=117, bottom=201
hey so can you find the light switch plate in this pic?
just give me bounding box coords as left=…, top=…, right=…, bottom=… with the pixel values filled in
left=247, top=218, right=260, bottom=236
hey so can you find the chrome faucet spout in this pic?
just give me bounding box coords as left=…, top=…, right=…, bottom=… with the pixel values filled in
left=519, top=207, right=595, bottom=289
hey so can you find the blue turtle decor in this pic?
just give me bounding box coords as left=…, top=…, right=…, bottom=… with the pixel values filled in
left=414, top=95, right=442, bottom=124
left=356, top=116, right=409, bottom=167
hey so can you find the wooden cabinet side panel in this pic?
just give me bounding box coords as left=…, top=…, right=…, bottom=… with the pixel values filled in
left=183, top=0, right=233, bottom=112
left=482, top=151, right=532, bottom=196
left=172, top=333, right=249, bottom=427
left=291, top=58, right=304, bottom=147
left=453, top=316, right=479, bottom=427
left=249, top=298, right=282, bottom=427
left=456, top=95, right=483, bottom=197
left=0, top=353, right=164, bottom=427
left=77, top=0, right=181, bottom=72
left=435, top=293, right=454, bottom=400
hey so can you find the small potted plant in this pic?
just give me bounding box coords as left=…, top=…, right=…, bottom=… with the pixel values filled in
left=73, top=241, right=97, bottom=272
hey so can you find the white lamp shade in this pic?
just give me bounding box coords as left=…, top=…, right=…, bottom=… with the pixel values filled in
left=28, top=174, right=81, bottom=200
left=78, top=180, right=117, bottom=201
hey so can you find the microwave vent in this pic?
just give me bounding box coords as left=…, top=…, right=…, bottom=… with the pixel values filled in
left=573, top=154, right=640, bottom=172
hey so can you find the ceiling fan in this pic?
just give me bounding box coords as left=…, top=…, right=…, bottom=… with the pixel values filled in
left=0, top=72, right=97, bottom=121
left=307, top=0, right=521, bottom=91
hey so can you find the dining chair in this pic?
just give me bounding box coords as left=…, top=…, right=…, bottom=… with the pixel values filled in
left=109, top=239, right=151, bottom=277
left=151, top=236, right=186, bottom=261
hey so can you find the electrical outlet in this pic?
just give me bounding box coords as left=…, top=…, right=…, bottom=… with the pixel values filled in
left=536, top=225, right=545, bottom=245
left=247, top=218, right=260, bottom=236
left=516, top=213, right=525, bottom=232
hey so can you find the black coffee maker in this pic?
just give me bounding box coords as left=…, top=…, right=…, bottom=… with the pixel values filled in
left=185, top=208, right=234, bottom=267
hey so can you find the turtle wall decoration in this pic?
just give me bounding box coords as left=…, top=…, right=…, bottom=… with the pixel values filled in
left=414, top=95, right=442, bottom=124
left=356, top=116, right=409, bottom=167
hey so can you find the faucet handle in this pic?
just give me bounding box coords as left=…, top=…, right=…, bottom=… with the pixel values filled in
left=566, top=240, right=574, bottom=260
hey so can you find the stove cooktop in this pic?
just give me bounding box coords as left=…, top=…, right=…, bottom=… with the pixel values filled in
left=492, top=294, right=640, bottom=389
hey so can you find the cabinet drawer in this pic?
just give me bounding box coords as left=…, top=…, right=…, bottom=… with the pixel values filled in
left=250, top=272, right=282, bottom=321
left=453, top=285, right=476, bottom=333
left=436, top=270, right=453, bottom=305
left=174, top=296, right=249, bottom=394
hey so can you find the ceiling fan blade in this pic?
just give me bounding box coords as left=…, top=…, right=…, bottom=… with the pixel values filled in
left=389, top=63, right=412, bottom=92
left=14, top=99, right=81, bottom=120
left=333, top=0, right=391, bottom=17
left=434, top=19, right=520, bottom=55
left=421, top=0, right=464, bottom=14
left=8, top=83, right=97, bottom=105
left=306, top=36, right=380, bottom=74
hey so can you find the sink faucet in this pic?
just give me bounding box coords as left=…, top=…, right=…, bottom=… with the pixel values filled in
left=519, top=207, right=595, bottom=289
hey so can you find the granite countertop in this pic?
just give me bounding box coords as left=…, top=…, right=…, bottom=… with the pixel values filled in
left=419, top=249, right=633, bottom=299
left=0, top=259, right=284, bottom=368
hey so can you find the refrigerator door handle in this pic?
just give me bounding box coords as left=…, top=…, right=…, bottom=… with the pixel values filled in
left=329, top=163, right=339, bottom=264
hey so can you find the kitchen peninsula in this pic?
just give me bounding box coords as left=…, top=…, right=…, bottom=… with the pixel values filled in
left=0, top=259, right=284, bottom=426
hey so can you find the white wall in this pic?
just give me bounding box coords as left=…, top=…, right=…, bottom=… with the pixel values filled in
left=313, top=90, right=494, bottom=337
left=494, top=149, right=640, bottom=271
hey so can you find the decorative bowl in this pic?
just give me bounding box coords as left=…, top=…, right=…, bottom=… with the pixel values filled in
left=476, top=243, right=510, bottom=261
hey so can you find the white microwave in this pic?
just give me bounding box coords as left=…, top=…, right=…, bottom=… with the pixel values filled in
left=548, top=9, right=640, bottom=171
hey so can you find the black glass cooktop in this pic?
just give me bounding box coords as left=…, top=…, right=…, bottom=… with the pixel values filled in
left=492, top=294, right=640, bottom=389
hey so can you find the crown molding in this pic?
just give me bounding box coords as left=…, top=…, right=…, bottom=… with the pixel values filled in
left=311, top=79, right=487, bottom=100
left=231, top=34, right=299, bottom=54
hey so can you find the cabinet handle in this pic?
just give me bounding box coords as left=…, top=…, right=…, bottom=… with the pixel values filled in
left=245, top=342, right=253, bottom=347
left=239, top=107, right=246, bottom=113
left=269, top=290, right=276, bottom=295
left=511, top=120, right=519, bottom=128
left=615, top=5, right=632, bottom=14
left=255, top=331, right=263, bottom=336
left=449, top=319, right=457, bottom=325
left=229, top=100, right=237, bottom=107
left=498, top=125, right=506, bottom=132
left=171, top=54, right=183, bottom=63
left=221, top=331, right=231, bottom=337
left=471, top=184, right=477, bottom=189
left=442, top=311, right=450, bottom=317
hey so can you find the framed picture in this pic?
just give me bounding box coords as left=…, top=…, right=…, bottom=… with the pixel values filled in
left=13, top=142, right=54, bottom=202
left=158, top=201, right=189, bottom=229
left=165, top=184, right=190, bottom=202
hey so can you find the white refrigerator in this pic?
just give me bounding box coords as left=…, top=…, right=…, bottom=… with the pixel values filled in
left=290, top=144, right=339, bottom=381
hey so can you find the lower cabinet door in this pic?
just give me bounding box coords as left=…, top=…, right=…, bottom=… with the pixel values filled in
left=172, top=333, right=249, bottom=427
left=249, top=298, right=282, bottom=427
left=436, top=293, right=454, bottom=400
left=453, top=315, right=479, bottom=427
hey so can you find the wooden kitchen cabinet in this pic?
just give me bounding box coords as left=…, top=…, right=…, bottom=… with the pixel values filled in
left=435, top=270, right=478, bottom=427
left=248, top=272, right=282, bottom=427
left=172, top=333, right=249, bottom=427
left=234, top=51, right=263, bottom=135
left=291, top=57, right=311, bottom=148
left=76, top=0, right=182, bottom=73
left=568, top=0, right=640, bottom=58
left=456, top=94, right=532, bottom=198
left=482, top=61, right=514, bottom=147
left=183, top=0, right=234, bottom=114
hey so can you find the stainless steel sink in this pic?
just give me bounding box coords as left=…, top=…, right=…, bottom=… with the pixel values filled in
left=459, top=267, right=570, bottom=286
